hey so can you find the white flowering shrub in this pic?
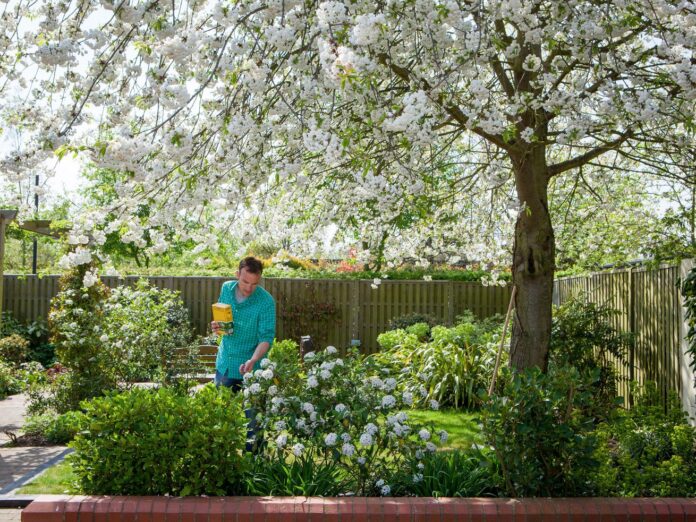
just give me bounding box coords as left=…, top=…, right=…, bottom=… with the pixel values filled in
left=99, top=279, right=197, bottom=384
left=243, top=347, right=444, bottom=496
left=48, top=263, right=115, bottom=412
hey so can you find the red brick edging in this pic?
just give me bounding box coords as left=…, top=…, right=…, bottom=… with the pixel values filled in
left=21, top=495, right=696, bottom=521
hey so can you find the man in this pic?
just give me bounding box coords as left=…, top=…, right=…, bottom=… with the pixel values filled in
left=211, top=256, right=276, bottom=391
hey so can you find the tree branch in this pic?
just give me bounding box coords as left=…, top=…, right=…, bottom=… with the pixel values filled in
left=548, top=130, right=633, bottom=177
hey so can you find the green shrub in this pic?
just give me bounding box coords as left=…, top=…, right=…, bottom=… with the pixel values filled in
left=267, top=339, right=302, bottom=393
left=100, top=279, right=197, bottom=384
left=23, top=411, right=86, bottom=444
left=405, top=322, right=431, bottom=341
left=480, top=366, right=602, bottom=497
left=69, top=384, right=248, bottom=495
left=550, top=296, right=632, bottom=419
left=244, top=448, right=346, bottom=496
left=388, top=312, right=439, bottom=332
left=377, top=314, right=503, bottom=409
left=0, top=361, right=21, bottom=399
left=390, top=448, right=501, bottom=497
left=592, top=383, right=696, bottom=497
left=0, top=334, right=29, bottom=366
left=0, top=313, right=55, bottom=367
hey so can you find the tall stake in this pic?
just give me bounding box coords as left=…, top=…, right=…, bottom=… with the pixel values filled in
left=488, top=285, right=517, bottom=396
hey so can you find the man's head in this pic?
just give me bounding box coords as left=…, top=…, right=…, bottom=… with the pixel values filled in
left=236, top=256, right=264, bottom=298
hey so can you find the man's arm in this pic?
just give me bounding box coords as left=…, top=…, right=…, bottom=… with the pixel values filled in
left=239, top=341, right=270, bottom=375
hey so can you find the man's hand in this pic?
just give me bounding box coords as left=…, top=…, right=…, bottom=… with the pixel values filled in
left=211, top=321, right=222, bottom=335
left=239, top=359, right=255, bottom=375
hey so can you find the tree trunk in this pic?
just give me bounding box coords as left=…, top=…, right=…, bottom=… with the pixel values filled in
left=509, top=147, right=555, bottom=371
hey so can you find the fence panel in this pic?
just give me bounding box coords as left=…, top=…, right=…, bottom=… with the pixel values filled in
left=3, top=275, right=510, bottom=353
left=554, top=265, right=682, bottom=408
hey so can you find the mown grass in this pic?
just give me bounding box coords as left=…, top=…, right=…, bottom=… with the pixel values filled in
left=15, top=460, right=77, bottom=494
left=407, top=408, right=483, bottom=450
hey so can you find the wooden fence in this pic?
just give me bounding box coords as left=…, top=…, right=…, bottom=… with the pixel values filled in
left=554, top=263, right=685, bottom=409
left=2, top=275, right=512, bottom=353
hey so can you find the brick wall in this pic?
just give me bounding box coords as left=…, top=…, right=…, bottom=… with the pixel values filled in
left=21, top=495, right=696, bottom=522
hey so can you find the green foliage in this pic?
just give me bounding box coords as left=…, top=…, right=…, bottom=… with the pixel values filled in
left=23, top=410, right=87, bottom=444
left=277, top=287, right=340, bottom=348
left=388, top=312, right=439, bottom=332
left=390, top=448, right=501, bottom=497
left=100, top=279, right=197, bottom=384
left=48, top=263, right=114, bottom=412
left=267, top=339, right=303, bottom=393
left=683, top=266, right=696, bottom=385
left=376, top=314, right=503, bottom=409
left=0, top=334, right=29, bottom=366
left=592, top=383, right=696, bottom=497
left=43, top=271, right=198, bottom=414
left=244, top=449, right=347, bottom=496
left=15, top=461, right=77, bottom=495
left=406, top=409, right=484, bottom=450
left=0, top=313, right=55, bottom=367
left=550, top=296, right=632, bottom=419
left=405, top=322, right=431, bottom=341
left=0, top=361, right=21, bottom=399
left=69, top=384, right=248, bottom=496
left=480, top=367, right=602, bottom=497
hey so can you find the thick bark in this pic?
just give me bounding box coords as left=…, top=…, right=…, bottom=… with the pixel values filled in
left=509, top=147, right=555, bottom=371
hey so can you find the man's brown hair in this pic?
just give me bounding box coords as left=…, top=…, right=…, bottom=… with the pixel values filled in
left=238, top=256, right=264, bottom=275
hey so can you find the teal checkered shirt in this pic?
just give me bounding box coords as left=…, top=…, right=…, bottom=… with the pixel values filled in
left=215, top=280, right=276, bottom=379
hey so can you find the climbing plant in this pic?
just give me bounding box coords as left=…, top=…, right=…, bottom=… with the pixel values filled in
left=682, top=266, right=696, bottom=385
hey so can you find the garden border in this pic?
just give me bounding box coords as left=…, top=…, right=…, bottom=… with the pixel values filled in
left=21, top=495, right=696, bottom=521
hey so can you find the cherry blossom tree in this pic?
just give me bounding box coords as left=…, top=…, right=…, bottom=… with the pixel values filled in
left=2, top=0, right=695, bottom=370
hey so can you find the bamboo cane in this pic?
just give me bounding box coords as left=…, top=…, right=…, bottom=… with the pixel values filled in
left=488, top=285, right=517, bottom=396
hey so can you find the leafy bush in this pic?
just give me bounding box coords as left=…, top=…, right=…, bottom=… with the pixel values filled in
left=388, top=312, right=439, bottom=332
left=682, top=267, right=696, bottom=385
left=99, top=279, right=197, bottom=384
left=23, top=410, right=87, bottom=444
left=390, top=448, right=501, bottom=497
left=244, top=448, right=346, bottom=496
left=0, top=334, right=29, bottom=366
left=69, top=384, right=248, bottom=496
left=1, top=313, right=55, bottom=366
left=243, top=347, right=445, bottom=496
left=267, top=339, right=302, bottom=394
left=377, top=314, right=503, bottom=409
left=0, top=361, right=21, bottom=399
left=592, top=383, right=696, bottom=497
left=550, top=296, right=632, bottom=419
left=480, top=366, right=602, bottom=497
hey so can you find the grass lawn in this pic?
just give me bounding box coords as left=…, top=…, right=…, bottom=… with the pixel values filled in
left=15, top=460, right=77, bottom=495
left=407, top=408, right=483, bottom=450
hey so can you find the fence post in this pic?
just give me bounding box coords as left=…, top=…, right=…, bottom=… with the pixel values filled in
left=628, top=267, right=635, bottom=394
left=349, top=281, right=361, bottom=345
left=679, top=259, right=696, bottom=425
left=446, top=281, right=454, bottom=325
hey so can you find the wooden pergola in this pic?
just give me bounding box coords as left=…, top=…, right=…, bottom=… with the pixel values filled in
left=0, top=209, right=67, bottom=328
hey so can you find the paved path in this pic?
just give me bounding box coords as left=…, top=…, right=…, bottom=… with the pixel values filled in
left=0, top=393, right=70, bottom=496
left=0, top=395, right=27, bottom=446
left=0, top=446, right=71, bottom=493
left=0, top=509, right=21, bottom=522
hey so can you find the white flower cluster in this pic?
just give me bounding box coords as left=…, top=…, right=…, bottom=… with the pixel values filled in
left=241, top=343, right=447, bottom=493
